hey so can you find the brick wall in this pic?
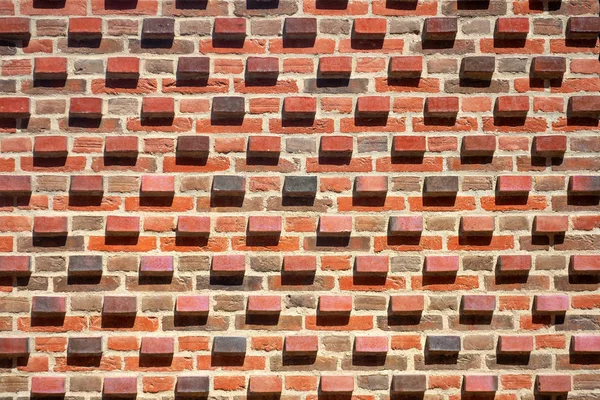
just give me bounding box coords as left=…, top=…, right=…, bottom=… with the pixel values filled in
left=0, top=0, right=599, bottom=398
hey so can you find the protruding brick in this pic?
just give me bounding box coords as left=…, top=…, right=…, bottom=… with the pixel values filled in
left=568, top=16, right=600, bottom=38
left=103, top=296, right=137, bottom=316
left=247, top=295, right=281, bottom=315
left=0, top=97, right=30, bottom=118
left=176, top=295, right=210, bottom=315
left=247, top=136, right=281, bottom=156
left=283, top=176, right=317, bottom=198
left=212, top=336, right=246, bottom=356
left=533, top=215, right=568, bottom=234
left=354, top=176, right=388, bottom=197
left=246, top=57, right=279, bottom=79
left=534, top=294, right=569, bottom=314
left=0, top=256, right=31, bottom=276
left=107, top=57, right=140, bottom=79
left=392, top=136, right=427, bottom=155
left=496, top=175, right=532, bottom=195
left=105, top=216, right=140, bottom=236
left=461, top=56, right=495, bottom=80
left=68, top=255, right=103, bottom=277
left=283, top=96, right=317, bottom=119
left=425, top=97, right=459, bottom=117
left=319, top=56, right=352, bottom=78
left=141, top=337, right=174, bottom=357
left=391, top=375, right=427, bottom=393
left=320, top=136, right=353, bottom=155
left=569, top=96, right=600, bottom=117
left=318, top=215, right=352, bottom=236
left=249, top=376, right=282, bottom=395
left=320, top=376, right=354, bottom=394
left=31, top=376, right=66, bottom=397
left=212, top=96, right=245, bottom=119
left=389, top=295, right=425, bottom=315
left=282, top=255, right=317, bottom=274
left=424, top=17, right=457, bottom=40
left=353, top=18, right=387, bottom=38
left=247, top=216, right=282, bottom=236
left=0, top=176, right=32, bottom=195
left=140, top=256, right=173, bottom=277
left=176, top=376, right=210, bottom=397
left=285, top=336, right=318, bottom=354
left=388, top=216, right=423, bottom=236
left=424, top=255, right=459, bottom=274
left=496, top=18, right=529, bottom=38
left=214, top=18, right=246, bottom=39
left=571, top=336, right=600, bottom=354
left=389, top=56, right=423, bottom=78
left=536, top=375, right=571, bottom=394
left=177, top=136, right=210, bottom=157
left=68, top=337, right=102, bottom=357
left=103, top=377, right=137, bottom=398
left=496, top=96, right=529, bottom=116
left=34, top=57, right=68, bottom=80
left=105, top=136, right=138, bottom=157
left=460, top=216, right=495, bottom=236
left=354, top=255, right=388, bottom=275
left=34, top=216, right=68, bottom=237
left=70, top=97, right=102, bottom=119
left=533, top=135, right=567, bottom=156
left=284, top=18, right=317, bottom=39
left=425, top=335, right=461, bottom=354
left=34, top=136, right=68, bottom=158
left=212, top=175, right=246, bottom=196
left=319, top=295, right=352, bottom=314
left=142, top=97, right=175, bottom=119
left=498, top=335, right=534, bottom=353
left=141, top=175, right=175, bottom=197
left=423, top=176, right=459, bottom=197
left=0, top=17, right=31, bottom=38
left=462, top=135, right=496, bottom=156
left=570, top=255, right=600, bottom=274
left=32, top=296, right=66, bottom=316
left=177, top=57, right=210, bottom=79
left=356, top=96, right=390, bottom=117
left=177, top=216, right=210, bottom=236
left=463, top=375, right=498, bottom=393
left=212, top=254, right=245, bottom=275
left=69, top=17, right=102, bottom=38
left=0, top=338, right=29, bottom=357
left=70, top=175, right=104, bottom=196
left=142, top=18, right=175, bottom=40
left=354, top=336, right=388, bottom=355
left=497, top=255, right=532, bottom=275
left=461, top=295, right=496, bottom=314
left=531, top=57, right=566, bottom=79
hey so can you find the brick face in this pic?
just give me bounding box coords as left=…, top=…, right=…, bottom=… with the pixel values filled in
left=0, top=1, right=598, bottom=398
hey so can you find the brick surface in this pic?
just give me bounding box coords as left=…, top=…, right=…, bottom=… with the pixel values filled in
left=0, top=3, right=596, bottom=399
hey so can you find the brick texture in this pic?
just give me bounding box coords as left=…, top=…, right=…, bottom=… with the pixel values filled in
left=0, top=0, right=599, bottom=399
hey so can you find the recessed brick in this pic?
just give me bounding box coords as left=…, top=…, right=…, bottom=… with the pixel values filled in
left=34, top=216, right=68, bottom=237
left=571, top=335, right=600, bottom=354
left=0, top=256, right=31, bottom=276
left=34, top=136, right=68, bottom=158
left=463, top=375, right=498, bottom=393
left=460, top=216, right=495, bottom=236
left=103, top=377, right=137, bottom=398
left=319, top=295, right=352, bottom=314
left=534, top=294, right=569, bottom=314
left=247, top=136, right=281, bottom=156
left=497, top=255, right=532, bottom=275
left=425, top=335, right=461, bottom=354
left=0, top=176, right=32, bottom=195
left=214, top=17, right=246, bottom=39
left=247, top=216, right=282, bottom=236
left=140, top=337, right=174, bottom=357
left=533, top=135, right=567, bottom=156
left=31, top=376, right=66, bottom=397
left=391, top=375, right=427, bottom=393
left=103, top=296, right=137, bottom=316
left=424, top=255, right=459, bottom=274
left=141, top=175, right=175, bottom=197
left=284, top=18, right=317, bottom=39
left=70, top=97, right=102, bottom=119
left=495, top=96, right=529, bottom=116
left=246, top=56, right=279, bottom=79
left=212, top=336, right=246, bottom=356
left=68, top=337, right=102, bottom=357
left=177, top=216, right=210, bottom=236
left=212, top=254, right=245, bottom=275
left=531, top=57, right=566, bottom=79
left=318, top=215, right=352, bottom=236
left=69, top=17, right=102, bottom=38
left=498, top=335, right=534, bottom=353
left=461, top=135, right=496, bottom=156
left=177, top=57, right=210, bottom=79
left=176, top=295, right=210, bottom=315
left=0, top=97, right=30, bottom=118
left=568, top=16, right=600, bottom=38
left=536, top=375, right=571, bottom=394
left=70, top=175, right=104, bottom=196
left=354, top=176, right=388, bottom=197
left=496, top=175, right=532, bottom=195
left=283, top=176, right=317, bottom=198
left=319, top=56, right=352, bottom=78
left=356, top=96, right=390, bottom=116
left=212, top=175, right=246, bottom=196
left=320, top=136, right=353, bottom=156
left=34, top=57, right=68, bottom=80
left=0, top=17, right=31, bottom=38
left=570, top=255, right=600, bottom=274
left=389, top=295, right=425, bottom=315
left=569, top=95, right=600, bottom=117
left=247, top=295, right=281, bottom=315
left=283, top=97, right=317, bottom=119
left=533, top=215, right=569, bottom=234
left=140, top=256, right=174, bottom=277
left=212, top=96, right=245, bottom=119
left=142, top=97, right=175, bottom=119
left=68, top=255, right=103, bottom=277
left=354, top=336, right=388, bottom=355
left=142, top=18, right=175, bottom=40
left=105, top=136, right=138, bottom=157
left=496, top=18, right=529, bottom=38
left=249, top=376, right=282, bottom=394
left=176, top=376, right=210, bottom=397
left=425, top=97, right=459, bottom=117
left=285, top=335, right=318, bottom=354
left=177, top=136, right=210, bottom=157
left=320, top=376, right=354, bottom=394
left=461, top=295, right=496, bottom=314
left=105, top=216, right=140, bottom=236
left=353, top=18, right=387, bottom=38
left=424, top=17, right=457, bottom=40
left=461, top=56, right=495, bottom=80
left=107, top=57, right=140, bottom=79
left=388, top=216, right=423, bottom=236
left=0, top=337, right=29, bottom=357
left=354, top=255, right=388, bottom=275
left=32, top=296, right=66, bottom=316
left=423, top=176, right=459, bottom=197
left=282, top=255, right=317, bottom=274
left=389, top=56, right=423, bottom=78
left=392, top=136, right=427, bottom=155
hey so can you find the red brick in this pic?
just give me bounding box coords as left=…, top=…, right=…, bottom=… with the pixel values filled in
left=460, top=216, right=495, bottom=235
left=570, top=255, right=600, bottom=274
left=531, top=57, right=566, bottom=79
left=0, top=176, right=32, bottom=195
left=571, top=335, right=600, bottom=354
left=32, top=296, right=66, bottom=315
left=247, top=295, right=281, bottom=314
left=177, top=216, right=210, bottom=236
left=69, top=17, right=102, bottom=37
left=496, top=96, right=529, bottom=116
left=320, top=376, right=354, bottom=394
left=319, top=295, right=352, bottom=314
left=283, top=96, right=317, bottom=118
left=318, top=215, right=352, bottom=236
left=534, top=294, right=569, bottom=314
left=320, top=136, right=353, bottom=155
left=247, top=216, right=282, bottom=235
left=319, top=56, right=353, bottom=77
left=356, top=96, right=390, bottom=115
left=463, top=375, right=498, bottom=393
left=31, top=376, right=66, bottom=396
left=496, top=175, right=532, bottom=195
left=141, top=175, right=175, bottom=196
left=34, top=216, right=68, bottom=236
left=568, top=16, right=600, bottom=38
left=34, top=136, right=68, bottom=157
left=103, top=296, right=137, bottom=315
left=249, top=376, right=282, bottom=394
left=105, top=216, right=140, bottom=236
left=0, top=17, right=31, bottom=37
left=497, top=255, right=531, bottom=274
left=0, top=337, right=29, bottom=357
left=533, top=135, right=567, bottom=156
left=534, top=215, right=568, bottom=234
left=0, top=256, right=31, bottom=276
left=70, top=175, right=103, bottom=195
left=34, top=57, right=68, bottom=79
left=70, top=97, right=102, bottom=118
left=388, top=216, right=423, bottom=236
left=498, top=335, right=534, bottom=353
left=176, top=295, right=210, bottom=315
left=424, top=18, right=457, bottom=40
left=425, top=97, right=459, bottom=117
left=0, top=97, right=30, bottom=117
left=214, top=18, right=246, bottom=38
left=103, top=377, right=137, bottom=397
left=354, top=18, right=387, bottom=37
left=107, top=57, right=140, bottom=78
left=282, top=255, right=317, bottom=274
left=496, top=18, right=529, bottom=38
left=461, top=135, right=496, bottom=155
left=140, top=256, right=173, bottom=277
left=424, top=255, right=459, bottom=274
left=354, top=175, right=388, bottom=197
left=141, top=337, right=174, bottom=357
left=247, top=136, right=281, bottom=155
left=285, top=336, right=318, bottom=354
left=536, top=375, right=571, bottom=393
left=389, top=295, right=425, bottom=314
left=212, top=254, right=245, bottom=275
left=142, top=97, right=175, bottom=118
left=461, top=295, right=496, bottom=314
left=392, top=136, right=426, bottom=155
left=569, top=95, right=600, bottom=116
left=354, top=255, right=388, bottom=275
left=105, top=136, right=138, bottom=156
